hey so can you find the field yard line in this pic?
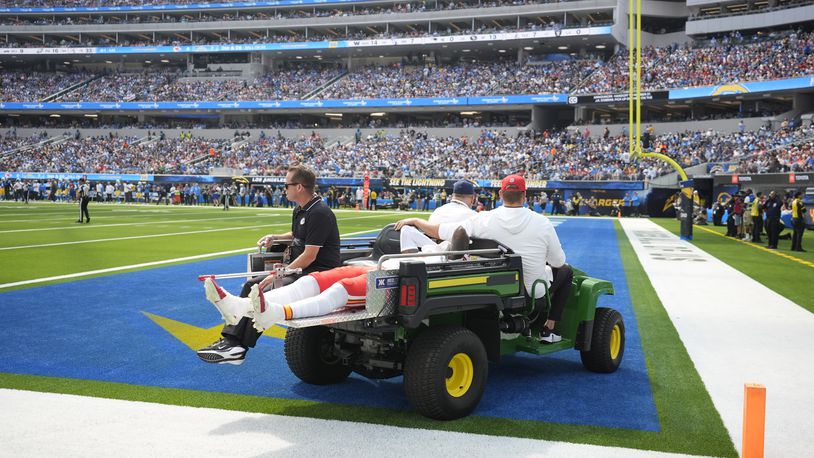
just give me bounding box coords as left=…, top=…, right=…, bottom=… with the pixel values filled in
left=0, top=214, right=392, bottom=252
left=620, top=218, right=814, bottom=457
left=0, top=389, right=700, bottom=458
left=0, top=229, right=375, bottom=290
left=1, top=201, right=425, bottom=216
left=0, top=214, right=284, bottom=234
left=0, top=224, right=286, bottom=251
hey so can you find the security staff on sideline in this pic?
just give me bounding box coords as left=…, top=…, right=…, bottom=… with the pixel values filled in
left=75, top=178, right=91, bottom=224
left=764, top=191, right=781, bottom=249
left=197, top=165, right=341, bottom=365
left=791, top=192, right=806, bottom=252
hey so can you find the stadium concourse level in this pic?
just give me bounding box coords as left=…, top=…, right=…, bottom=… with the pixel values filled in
left=0, top=0, right=549, bottom=25
left=2, top=29, right=814, bottom=103
left=3, top=124, right=813, bottom=178
left=0, top=21, right=586, bottom=49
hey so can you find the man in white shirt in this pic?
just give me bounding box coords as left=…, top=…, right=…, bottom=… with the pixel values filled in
left=400, top=180, right=477, bottom=254
left=395, top=174, right=572, bottom=343
left=429, top=180, right=478, bottom=223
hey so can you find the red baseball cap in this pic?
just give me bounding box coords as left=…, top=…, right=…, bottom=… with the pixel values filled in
left=501, top=174, right=526, bottom=192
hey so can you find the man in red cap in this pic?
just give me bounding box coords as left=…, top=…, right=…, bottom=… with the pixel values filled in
left=396, top=174, right=573, bottom=343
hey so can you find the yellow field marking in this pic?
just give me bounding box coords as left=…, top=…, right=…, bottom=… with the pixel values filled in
left=143, top=311, right=286, bottom=350
left=694, top=225, right=814, bottom=269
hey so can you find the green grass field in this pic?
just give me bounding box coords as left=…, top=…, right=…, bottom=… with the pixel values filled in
left=7, top=201, right=813, bottom=455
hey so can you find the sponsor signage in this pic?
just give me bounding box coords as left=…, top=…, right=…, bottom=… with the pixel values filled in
left=668, top=76, right=814, bottom=100
left=0, top=95, right=565, bottom=112
left=567, top=91, right=668, bottom=105
left=0, top=0, right=376, bottom=14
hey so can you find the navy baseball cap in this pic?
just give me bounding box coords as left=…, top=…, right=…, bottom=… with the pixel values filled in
left=452, top=180, right=476, bottom=195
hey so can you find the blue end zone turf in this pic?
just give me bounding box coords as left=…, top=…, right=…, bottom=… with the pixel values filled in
left=0, top=218, right=658, bottom=431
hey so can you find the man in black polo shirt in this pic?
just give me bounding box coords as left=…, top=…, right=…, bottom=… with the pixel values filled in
left=197, top=165, right=341, bottom=365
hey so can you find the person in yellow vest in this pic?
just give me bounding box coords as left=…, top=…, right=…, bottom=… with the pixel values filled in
left=750, top=192, right=764, bottom=244
left=369, top=189, right=378, bottom=211
left=791, top=191, right=806, bottom=252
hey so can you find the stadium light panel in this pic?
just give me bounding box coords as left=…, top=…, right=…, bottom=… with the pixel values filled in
left=370, top=112, right=386, bottom=117
left=63, top=61, right=71, bottom=65
left=49, top=114, right=60, bottom=118
left=105, top=60, right=113, bottom=64
left=524, top=47, right=533, bottom=51
left=84, top=114, right=98, bottom=118
left=558, top=46, right=568, bottom=50
left=462, top=49, right=471, bottom=52
left=596, top=45, right=606, bottom=49
left=161, top=59, right=170, bottom=63
left=498, top=49, right=506, bottom=53
left=460, top=111, right=480, bottom=116
left=324, top=113, right=343, bottom=117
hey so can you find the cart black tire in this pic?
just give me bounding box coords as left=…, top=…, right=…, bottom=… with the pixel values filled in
left=580, top=307, right=625, bottom=373
left=284, top=326, right=351, bottom=385
left=404, top=325, right=488, bottom=420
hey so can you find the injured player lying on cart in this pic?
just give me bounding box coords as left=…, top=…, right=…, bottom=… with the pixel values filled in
left=202, top=226, right=469, bottom=333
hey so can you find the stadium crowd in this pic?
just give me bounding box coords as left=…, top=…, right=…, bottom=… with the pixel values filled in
left=317, top=60, right=594, bottom=99
left=2, top=28, right=814, bottom=104
left=0, top=71, right=92, bottom=102
left=3, top=123, right=813, bottom=179
left=0, top=0, right=550, bottom=25
left=52, top=65, right=343, bottom=102
left=578, top=29, right=814, bottom=93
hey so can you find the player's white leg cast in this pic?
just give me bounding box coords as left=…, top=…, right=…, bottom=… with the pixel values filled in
left=203, top=276, right=251, bottom=326
left=249, top=284, right=285, bottom=332
left=251, top=282, right=352, bottom=332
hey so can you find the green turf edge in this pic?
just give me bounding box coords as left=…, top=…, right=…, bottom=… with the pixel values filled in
left=0, top=221, right=735, bottom=456
left=651, top=219, right=813, bottom=313
left=614, top=221, right=736, bottom=457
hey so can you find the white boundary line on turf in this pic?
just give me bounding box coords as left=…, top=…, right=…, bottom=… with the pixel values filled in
left=0, top=389, right=698, bottom=458
left=0, top=201, right=425, bottom=215
left=620, top=218, right=814, bottom=457
left=0, top=214, right=282, bottom=234
left=0, top=214, right=392, bottom=251
left=0, top=229, right=376, bottom=290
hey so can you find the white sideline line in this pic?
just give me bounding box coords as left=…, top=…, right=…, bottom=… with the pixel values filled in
left=0, top=214, right=284, bottom=234
left=620, top=218, right=814, bottom=457
left=0, top=201, right=424, bottom=216
left=0, top=229, right=376, bottom=290
left=0, top=214, right=393, bottom=252
left=0, top=224, right=286, bottom=251
left=0, top=389, right=701, bottom=458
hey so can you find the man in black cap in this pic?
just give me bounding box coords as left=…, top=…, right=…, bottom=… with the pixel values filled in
left=429, top=180, right=478, bottom=223
left=399, top=180, right=477, bottom=254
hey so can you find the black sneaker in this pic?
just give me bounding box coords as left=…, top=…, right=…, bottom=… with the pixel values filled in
left=196, top=338, right=247, bottom=365
left=540, top=326, right=562, bottom=344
